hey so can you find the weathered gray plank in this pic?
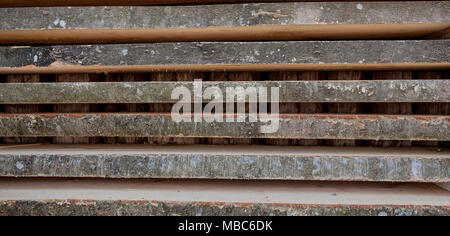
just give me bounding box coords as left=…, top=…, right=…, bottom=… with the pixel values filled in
left=0, top=113, right=448, bottom=141
left=3, top=200, right=448, bottom=216
left=0, top=80, right=448, bottom=104
left=0, top=41, right=448, bottom=73
left=0, top=0, right=442, bottom=8
left=0, top=2, right=448, bottom=44
left=0, top=145, right=448, bottom=182
left=2, top=2, right=448, bottom=30
left=0, top=179, right=449, bottom=216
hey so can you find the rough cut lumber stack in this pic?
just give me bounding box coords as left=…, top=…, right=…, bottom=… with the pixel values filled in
left=0, top=1, right=449, bottom=216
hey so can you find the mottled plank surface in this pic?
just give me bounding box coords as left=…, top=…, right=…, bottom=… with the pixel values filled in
left=2, top=2, right=448, bottom=30
left=1, top=2, right=448, bottom=44
left=0, top=113, right=448, bottom=141
left=0, top=179, right=448, bottom=216
left=0, top=145, right=448, bottom=182
left=0, top=0, right=442, bottom=8
left=3, top=200, right=448, bottom=216
left=0, top=80, right=448, bottom=104
left=0, top=41, right=448, bottom=73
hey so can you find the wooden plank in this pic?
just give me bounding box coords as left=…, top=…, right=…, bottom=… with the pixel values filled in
left=0, top=0, right=440, bottom=8
left=5, top=2, right=447, bottom=30
left=0, top=178, right=448, bottom=216
left=0, top=113, right=448, bottom=141
left=0, top=2, right=448, bottom=43
left=0, top=80, right=448, bottom=104
left=2, top=25, right=447, bottom=44
left=0, top=41, right=448, bottom=73
left=0, top=145, right=448, bottom=182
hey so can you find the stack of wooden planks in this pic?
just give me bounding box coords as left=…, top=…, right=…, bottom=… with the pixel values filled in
left=0, top=1, right=448, bottom=216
